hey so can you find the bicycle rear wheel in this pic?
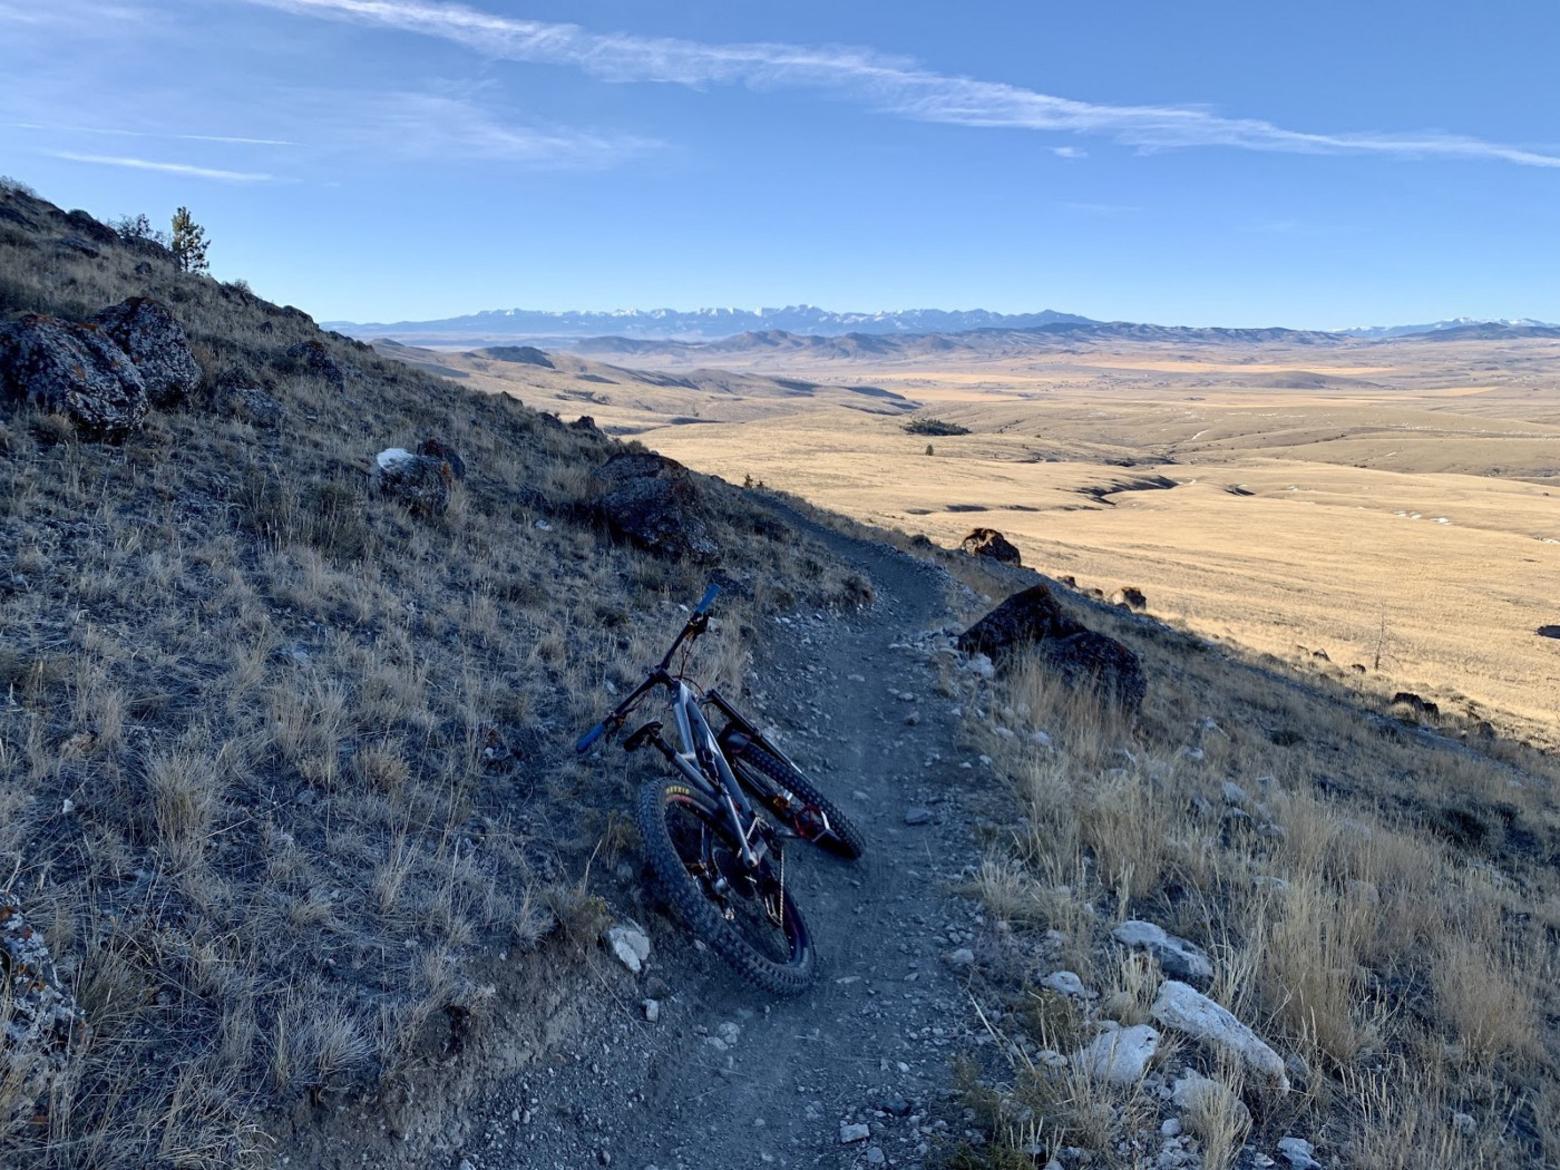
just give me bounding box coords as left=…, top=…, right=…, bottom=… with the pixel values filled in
left=728, top=740, right=867, bottom=861
left=637, top=775, right=815, bottom=995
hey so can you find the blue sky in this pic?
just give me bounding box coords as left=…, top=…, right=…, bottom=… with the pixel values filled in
left=3, top=0, right=1557, bottom=327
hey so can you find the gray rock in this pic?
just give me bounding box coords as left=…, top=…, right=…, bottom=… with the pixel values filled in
left=0, top=312, right=148, bottom=439
left=589, top=452, right=720, bottom=563
left=1111, top=921, right=1214, bottom=986
left=840, top=1122, right=870, bottom=1143
left=1041, top=971, right=1087, bottom=998
left=642, top=999, right=660, bottom=1023
left=903, top=807, right=933, bottom=826
left=1451, top=1112, right=1476, bottom=1138
left=373, top=447, right=454, bottom=516
left=1221, top=781, right=1249, bottom=805
left=1276, top=1136, right=1321, bottom=1168
left=215, top=377, right=285, bottom=428
left=1151, top=980, right=1289, bottom=1089
left=865, top=1147, right=886, bottom=1166
left=1071, top=1023, right=1159, bottom=1084
left=91, top=296, right=199, bottom=406
left=947, top=947, right=975, bottom=968
left=285, top=338, right=346, bottom=388
left=603, top=923, right=652, bottom=974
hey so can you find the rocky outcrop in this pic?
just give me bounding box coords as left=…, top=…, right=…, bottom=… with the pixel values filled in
left=1110, top=585, right=1147, bottom=611
left=285, top=339, right=346, bottom=389
left=372, top=447, right=454, bottom=516
left=91, top=296, right=200, bottom=406
left=956, top=584, right=1081, bottom=660
left=0, top=312, right=148, bottom=439
left=1151, top=980, right=1289, bottom=1090
left=1037, top=630, right=1147, bottom=711
left=960, top=527, right=1021, bottom=565
left=958, top=583, right=1146, bottom=711
left=2, top=892, right=88, bottom=1130
left=589, top=452, right=720, bottom=563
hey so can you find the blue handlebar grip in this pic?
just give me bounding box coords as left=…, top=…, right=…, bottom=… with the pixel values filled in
left=576, top=722, right=606, bottom=754
left=696, top=583, right=720, bottom=613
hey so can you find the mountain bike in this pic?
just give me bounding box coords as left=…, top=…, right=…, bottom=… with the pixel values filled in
left=576, top=584, right=866, bottom=994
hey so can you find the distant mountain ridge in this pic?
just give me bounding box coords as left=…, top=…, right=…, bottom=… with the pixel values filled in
left=1338, top=317, right=1559, bottom=339
left=324, top=305, right=1096, bottom=342
left=327, top=305, right=1559, bottom=348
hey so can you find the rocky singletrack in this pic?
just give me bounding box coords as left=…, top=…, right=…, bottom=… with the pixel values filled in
left=464, top=501, right=995, bottom=1170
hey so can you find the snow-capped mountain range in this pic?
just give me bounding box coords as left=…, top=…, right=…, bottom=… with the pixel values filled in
left=324, top=305, right=1560, bottom=345
left=1337, top=317, right=1558, bottom=339
left=326, top=305, right=1096, bottom=341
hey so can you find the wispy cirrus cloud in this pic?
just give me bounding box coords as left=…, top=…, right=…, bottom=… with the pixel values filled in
left=360, top=92, right=660, bottom=167
left=11, top=121, right=295, bottom=146
left=240, top=0, right=1560, bottom=169
left=47, top=151, right=279, bottom=183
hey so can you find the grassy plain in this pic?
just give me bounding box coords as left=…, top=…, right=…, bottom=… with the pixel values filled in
left=417, top=336, right=1560, bottom=741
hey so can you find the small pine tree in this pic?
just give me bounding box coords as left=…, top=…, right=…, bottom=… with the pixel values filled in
left=170, top=206, right=209, bottom=274
left=925, top=443, right=935, bottom=456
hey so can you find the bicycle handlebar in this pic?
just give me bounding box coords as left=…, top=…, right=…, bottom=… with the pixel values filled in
left=576, top=583, right=720, bottom=755
left=575, top=721, right=608, bottom=754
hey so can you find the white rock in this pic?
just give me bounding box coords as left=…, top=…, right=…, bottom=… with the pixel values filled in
left=374, top=447, right=414, bottom=471
left=965, top=654, right=996, bottom=679
left=840, top=1122, right=870, bottom=1144
left=1276, top=1136, right=1321, bottom=1168
left=1071, top=1024, right=1159, bottom=1084
left=1160, top=1118, right=1182, bottom=1138
left=1152, top=981, right=1289, bottom=1089
left=1029, top=730, right=1053, bottom=748
left=947, top=947, right=975, bottom=968
left=1041, top=971, right=1087, bottom=998
left=642, top=998, right=660, bottom=1023
left=603, top=924, right=652, bottom=974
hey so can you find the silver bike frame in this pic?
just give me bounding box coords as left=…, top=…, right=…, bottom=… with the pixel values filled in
left=667, top=680, right=767, bottom=869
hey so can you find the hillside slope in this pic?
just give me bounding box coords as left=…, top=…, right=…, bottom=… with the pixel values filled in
left=0, top=182, right=871, bottom=1166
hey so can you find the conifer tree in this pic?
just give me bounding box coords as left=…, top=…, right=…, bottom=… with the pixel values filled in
left=170, top=206, right=209, bottom=274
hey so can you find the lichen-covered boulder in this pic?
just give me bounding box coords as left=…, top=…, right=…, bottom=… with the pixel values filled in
left=1037, top=630, right=1146, bottom=711
left=285, top=339, right=345, bottom=389
left=956, top=584, right=1082, bottom=661
left=91, top=296, right=201, bottom=407
left=0, top=312, right=148, bottom=439
left=589, top=452, right=720, bottom=563
left=372, top=447, right=453, bottom=516
left=2, top=892, right=89, bottom=1130
left=960, top=527, right=1021, bottom=565
left=416, top=437, right=465, bottom=481
left=213, top=374, right=286, bottom=429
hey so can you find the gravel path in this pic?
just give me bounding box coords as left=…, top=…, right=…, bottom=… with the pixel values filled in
left=461, top=502, right=995, bottom=1170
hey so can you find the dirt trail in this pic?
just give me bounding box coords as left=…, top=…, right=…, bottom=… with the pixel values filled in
left=467, top=502, right=992, bottom=1170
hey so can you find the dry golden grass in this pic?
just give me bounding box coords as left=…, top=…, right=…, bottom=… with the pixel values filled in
left=934, top=551, right=1559, bottom=1167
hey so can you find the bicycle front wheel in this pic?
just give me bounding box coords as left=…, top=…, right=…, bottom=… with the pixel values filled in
left=637, top=775, right=815, bottom=996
